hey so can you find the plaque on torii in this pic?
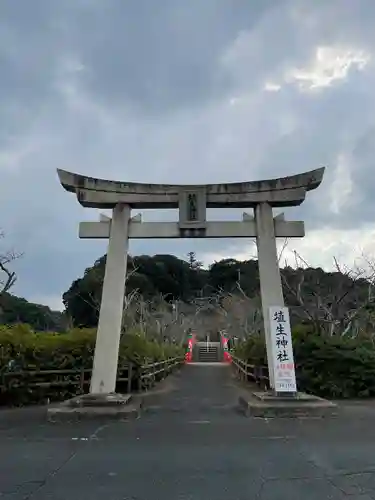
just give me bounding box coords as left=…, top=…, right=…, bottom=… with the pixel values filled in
left=178, top=188, right=207, bottom=235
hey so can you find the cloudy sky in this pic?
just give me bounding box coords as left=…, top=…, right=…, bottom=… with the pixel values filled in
left=1, top=0, right=375, bottom=311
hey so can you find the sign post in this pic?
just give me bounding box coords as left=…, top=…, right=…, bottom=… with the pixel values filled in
left=268, top=306, right=297, bottom=394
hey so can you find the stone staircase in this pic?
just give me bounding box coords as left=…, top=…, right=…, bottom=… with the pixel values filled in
left=193, top=342, right=222, bottom=362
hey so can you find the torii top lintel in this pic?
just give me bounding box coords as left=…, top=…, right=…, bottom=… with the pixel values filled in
left=57, top=167, right=325, bottom=209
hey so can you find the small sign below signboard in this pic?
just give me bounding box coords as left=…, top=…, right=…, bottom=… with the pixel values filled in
left=268, top=306, right=297, bottom=393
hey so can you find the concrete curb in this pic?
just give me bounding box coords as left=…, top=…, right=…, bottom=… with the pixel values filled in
left=47, top=394, right=143, bottom=423
left=238, top=392, right=338, bottom=418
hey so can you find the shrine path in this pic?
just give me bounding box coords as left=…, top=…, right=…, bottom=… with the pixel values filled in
left=1, top=363, right=375, bottom=499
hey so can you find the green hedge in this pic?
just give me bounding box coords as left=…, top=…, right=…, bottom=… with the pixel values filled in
left=232, top=325, right=375, bottom=399
left=0, top=324, right=184, bottom=406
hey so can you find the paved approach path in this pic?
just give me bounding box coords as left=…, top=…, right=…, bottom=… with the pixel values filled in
left=1, top=363, right=375, bottom=499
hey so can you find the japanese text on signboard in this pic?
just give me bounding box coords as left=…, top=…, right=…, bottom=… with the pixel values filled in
left=269, top=306, right=297, bottom=392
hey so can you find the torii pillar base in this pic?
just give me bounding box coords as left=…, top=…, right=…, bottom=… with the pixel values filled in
left=47, top=392, right=143, bottom=422
left=238, top=391, right=338, bottom=418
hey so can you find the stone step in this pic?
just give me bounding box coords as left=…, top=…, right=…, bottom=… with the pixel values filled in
left=194, top=345, right=222, bottom=362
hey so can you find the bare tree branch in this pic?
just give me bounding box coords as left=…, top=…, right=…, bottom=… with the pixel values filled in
left=0, top=231, right=23, bottom=297
left=281, top=244, right=375, bottom=337
left=278, top=238, right=289, bottom=264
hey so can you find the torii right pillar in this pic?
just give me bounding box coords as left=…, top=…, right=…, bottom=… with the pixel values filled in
left=255, top=203, right=286, bottom=389
left=253, top=168, right=326, bottom=391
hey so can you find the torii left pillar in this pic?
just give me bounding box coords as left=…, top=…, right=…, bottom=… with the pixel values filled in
left=90, top=203, right=130, bottom=394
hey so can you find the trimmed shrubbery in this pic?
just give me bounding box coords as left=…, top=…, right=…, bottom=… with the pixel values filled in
left=0, top=324, right=184, bottom=406
left=232, top=325, right=375, bottom=399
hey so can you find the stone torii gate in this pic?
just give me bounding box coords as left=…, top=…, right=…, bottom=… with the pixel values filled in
left=57, top=167, right=325, bottom=396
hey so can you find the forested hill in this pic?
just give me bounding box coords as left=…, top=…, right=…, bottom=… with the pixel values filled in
left=62, top=252, right=371, bottom=329
left=1, top=251, right=370, bottom=332
left=0, top=293, right=67, bottom=331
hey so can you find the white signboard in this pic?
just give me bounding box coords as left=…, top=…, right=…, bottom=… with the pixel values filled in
left=269, top=306, right=297, bottom=393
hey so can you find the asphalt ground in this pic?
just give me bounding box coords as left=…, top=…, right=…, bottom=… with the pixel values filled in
left=1, top=362, right=375, bottom=499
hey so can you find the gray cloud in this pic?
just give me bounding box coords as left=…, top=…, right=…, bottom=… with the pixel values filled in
left=1, top=0, right=375, bottom=309
left=60, top=0, right=281, bottom=113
